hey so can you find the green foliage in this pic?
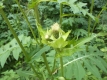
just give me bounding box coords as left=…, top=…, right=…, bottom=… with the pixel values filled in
left=0, top=70, right=19, bottom=80
left=0, top=34, right=32, bottom=67
left=62, top=46, right=107, bottom=80
left=0, top=0, right=107, bottom=80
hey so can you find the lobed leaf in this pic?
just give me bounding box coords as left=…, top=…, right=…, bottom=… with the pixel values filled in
left=57, top=46, right=107, bottom=80
left=0, top=34, right=32, bottom=67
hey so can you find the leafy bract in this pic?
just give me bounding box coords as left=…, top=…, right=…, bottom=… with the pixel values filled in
left=37, top=23, right=71, bottom=48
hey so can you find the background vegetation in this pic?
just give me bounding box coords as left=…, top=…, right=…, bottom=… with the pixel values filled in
left=0, top=0, right=107, bottom=80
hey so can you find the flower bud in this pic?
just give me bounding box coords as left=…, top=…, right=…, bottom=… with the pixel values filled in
left=45, top=34, right=50, bottom=40
left=58, top=77, right=65, bottom=80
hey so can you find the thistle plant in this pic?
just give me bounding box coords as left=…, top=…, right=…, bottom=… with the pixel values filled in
left=0, top=0, right=107, bottom=80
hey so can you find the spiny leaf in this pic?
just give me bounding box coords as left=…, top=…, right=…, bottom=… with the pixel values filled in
left=62, top=30, right=71, bottom=41
left=57, top=34, right=99, bottom=57
left=31, top=45, right=50, bottom=59
left=73, top=34, right=98, bottom=48
left=57, top=0, right=95, bottom=19
left=58, top=46, right=105, bottom=79
left=49, top=37, right=68, bottom=48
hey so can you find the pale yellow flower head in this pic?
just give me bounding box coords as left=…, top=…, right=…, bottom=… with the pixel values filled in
left=51, top=23, right=60, bottom=31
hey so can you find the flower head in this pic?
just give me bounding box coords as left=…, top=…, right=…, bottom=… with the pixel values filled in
left=51, top=23, right=60, bottom=31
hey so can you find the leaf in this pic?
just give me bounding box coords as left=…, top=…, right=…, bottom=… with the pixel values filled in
left=0, top=51, right=10, bottom=68
left=75, top=60, right=85, bottom=80
left=56, top=47, right=84, bottom=57
left=57, top=34, right=100, bottom=57
left=77, top=2, right=87, bottom=9
left=73, top=62, right=80, bottom=80
left=58, top=46, right=105, bottom=79
left=73, top=29, right=87, bottom=38
left=16, top=69, right=34, bottom=77
left=87, top=13, right=95, bottom=20
left=68, top=17, right=75, bottom=26
left=59, top=33, right=103, bottom=57
left=64, top=58, right=85, bottom=80
left=12, top=48, right=21, bottom=60
left=70, top=5, right=80, bottom=14
left=101, top=47, right=107, bottom=52
left=69, top=0, right=77, bottom=3
left=64, top=64, right=72, bottom=79
left=31, top=45, right=50, bottom=59
left=97, top=56, right=107, bottom=69
left=57, top=0, right=68, bottom=3
left=74, top=34, right=97, bottom=48
left=57, top=0, right=95, bottom=19
left=49, top=37, right=68, bottom=48
left=89, top=57, right=107, bottom=73
left=62, top=30, right=71, bottom=41
left=84, top=59, right=102, bottom=80
left=0, top=34, right=32, bottom=67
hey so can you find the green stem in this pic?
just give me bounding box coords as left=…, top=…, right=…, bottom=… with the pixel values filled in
left=51, top=58, right=56, bottom=74
left=88, top=0, right=94, bottom=36
left=33, top=5, right=40, bottom=24
left=60, top=57, right=64, bottom=77
left=15, top=0, right=39, bottom=44
left=0, top=9, right=30, bottom=61
left=60, top=3, right=63, bottom=26
left=33, top=3, right=42, bottom=45
left=30, top=63, right=42, bottom=79
left=91, top=10, right=106, bottom=33
left=51, top=58, right=56, bottom=80
left=62, top=13, right=81, bottom=17
left=42, top=53, right=51, bottom=75
left=91, top=3, right=107, bottom=33
left=87, top=0, right=94, bottom=51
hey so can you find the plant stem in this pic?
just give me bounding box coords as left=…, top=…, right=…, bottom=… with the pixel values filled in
left=60, top=3, right=63, bottom=26
left=52, top=58, right=56, bottom=73
left=33, top=5, right=41, bottom=24
left=51, top=58, right=56, bottom=80
left=15, top=0, right=39, bottom=44
left=0, top=9, right=30, bottom=61
left=91, top=3, right=107, bottom=33
left=87, top=0, right=94, bottom=51
left=88, top=0, right=94, bottom=36
left=60, top=3, right=64, bottom=77
left=60, top=57, right=64, bottom=77
left=33, top=3, right=42, bottom=45
left=42, top=53, right=51, bottom=75
left=62, top=13, right=81, bottom=17
left=30, top=63, right=42, bottom=79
